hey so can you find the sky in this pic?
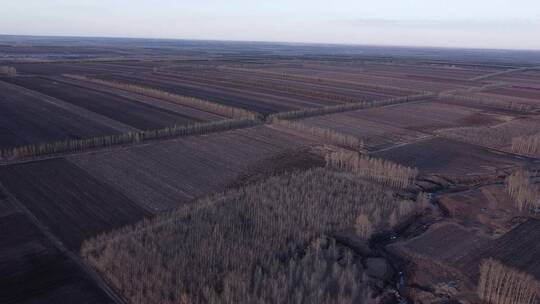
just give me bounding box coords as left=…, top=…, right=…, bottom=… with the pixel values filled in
left=1, top=0, right=540, bottom=50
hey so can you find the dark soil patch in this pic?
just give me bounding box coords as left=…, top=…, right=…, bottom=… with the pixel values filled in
left=0, top=158, right=149, bottom=250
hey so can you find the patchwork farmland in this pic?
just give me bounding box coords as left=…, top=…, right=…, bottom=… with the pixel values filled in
left=1, top=36, right=540, bottom=304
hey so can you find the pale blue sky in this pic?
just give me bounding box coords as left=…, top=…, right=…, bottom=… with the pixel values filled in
left=1, top=0, right=540, bottom=49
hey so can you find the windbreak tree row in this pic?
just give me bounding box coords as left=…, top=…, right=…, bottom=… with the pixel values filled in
left=0, top=118, right=259, bottom=161
left=63, top=74, right=260, bottom=119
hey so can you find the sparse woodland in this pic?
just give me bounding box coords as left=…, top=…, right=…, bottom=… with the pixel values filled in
left=478, top=259, right=539, bottom=304
left=0, top=66, right=17, bottom=76
left=325, top=150, right=419, bottom=189
left=271, top=119, right=362, bottom=150
left=506, top=169, right=539, bottom=213
left=82, top=168, right=421, bottom=304
left=64, top=74, right=259, bottom=119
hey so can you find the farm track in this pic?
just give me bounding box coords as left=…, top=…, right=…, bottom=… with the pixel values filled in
left=0, top=181, right=126, bottom=304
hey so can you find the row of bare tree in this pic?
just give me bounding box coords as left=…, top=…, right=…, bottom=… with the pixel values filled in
left=63, top=74, right=259, bottom=119
left=271, top=119, right=362, bottom=150
left=325, top=150, right=418, bottom=189
left=439, top=94, right=534, bottom=113
left=0, top=118, right=258, bottom=161
left=478, top=258, right=538, bottom=304
left=268, top=92, right=434, bottom=121
left=506, top=169, right=539, bottom=213
left=512, top=133, right=540, bottom=156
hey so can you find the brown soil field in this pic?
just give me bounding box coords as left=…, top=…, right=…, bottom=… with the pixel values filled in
left=2, top=76, right=202, bottom=130
left=229, top=64, right=483, bottom=92
left=68, top=126, right=318, bottom=213
left=159, top=69, right=407, bottom=101
left=438, top=185, right=519, bottom=236
left=340, top=100, right=508, bottom=134
left=0, top=81, right=120, bottom=149
left=490, top=70, right=540, bottom=89
left=486, top=86, right=540, bottom=100
left=299, top=112, right=429, bottom=151
left=0, top=207, right=115, bottom=303
left=372, top=137, right=528, bottom=176
left=95, top=72, right=363, bottom=115
left=0, top=159, right=149, bottom=250
left=389, top=222, right=491, bottom=296
left=54, top=76, right=226, bottom=122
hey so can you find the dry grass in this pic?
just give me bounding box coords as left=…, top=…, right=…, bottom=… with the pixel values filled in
left=512, top=133, right=540, bottom=156
left=478, top=258, right=538, bottom=304
left=506, top=169, right=539, bottom=213
left=267, top=93, right=434, bottom=121
left=63, top=74, right=259, bottom=119
left=271, top=119, right=362, bottom=150
left=325, top=150, right=418, bottom=189
left=81, top=168, right=419, bottom=304
left=0, top=66, right=17, bottom=76
left=0, top=118, right=258, bottom=161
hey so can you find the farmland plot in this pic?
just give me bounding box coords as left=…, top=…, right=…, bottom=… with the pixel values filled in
left=372, top=137, right=527, bottom=176
left=299, top=112, right=429, bottom=151
left=68, top=125, right=318, bottom=212
left=0, top=81, right=120, bottom=148
left=156, top=69, right=407, bottom=101
left=347, top=101, right=507, bottom=133
left=2, top=76, right=201, bottom=130
left=97, top=73, right=318, bottom=114
left=0, top=207, right=114, bottom=303
left=0, top=159, right=149, bottom=250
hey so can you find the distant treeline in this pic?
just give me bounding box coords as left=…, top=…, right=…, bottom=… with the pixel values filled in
left=267, top=92, right=434, bottom=121
left=0, top=118, right=259, bottom=162
left=64, top=74, right=260, bottom=119
left=326, top=150, right=418, bottom=189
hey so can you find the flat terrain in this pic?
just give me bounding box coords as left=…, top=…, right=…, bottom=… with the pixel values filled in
left=1, top=36, right=540, bottom=304
left=0, top=81, right=120, bottom=148
left=2, top=76, right=201, bottom=130
left=68, top=126, right=318, bottom=212
left=0, top=159, right=149, bottom=249
left=0, top=198, right=114, bottom=304
left=372, top=137, right=528, bottom=176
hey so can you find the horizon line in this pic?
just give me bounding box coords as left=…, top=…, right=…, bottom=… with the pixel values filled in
left=2, top=33, right=540, bottom=53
